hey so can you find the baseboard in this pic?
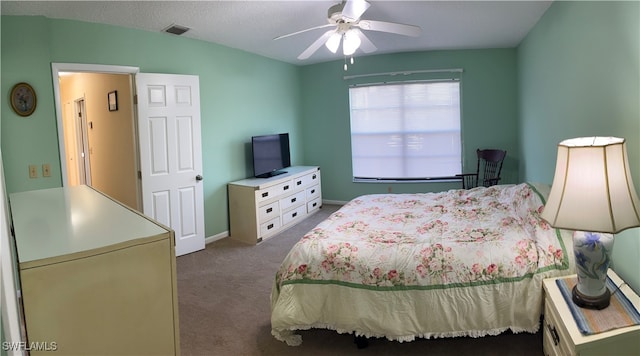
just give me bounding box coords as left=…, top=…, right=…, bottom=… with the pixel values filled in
left=205, top=231, right=228, bottom=244
left=322, top=199, right=348, bottom=206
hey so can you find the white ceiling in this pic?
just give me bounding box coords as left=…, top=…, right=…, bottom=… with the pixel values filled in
left=1, top=0, right=553, bottom=65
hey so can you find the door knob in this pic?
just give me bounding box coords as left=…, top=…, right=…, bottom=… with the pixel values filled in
left=196, top=175, right=203, bottom=181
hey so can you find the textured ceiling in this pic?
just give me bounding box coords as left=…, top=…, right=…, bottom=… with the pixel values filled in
left=1, top=0, right=553, bottom=65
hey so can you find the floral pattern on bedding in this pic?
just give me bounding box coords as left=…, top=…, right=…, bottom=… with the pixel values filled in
left=276, top=183, right=568, bottom=290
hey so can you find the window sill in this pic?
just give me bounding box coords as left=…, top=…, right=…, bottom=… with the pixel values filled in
left=352, top=177, right=463, bottom=184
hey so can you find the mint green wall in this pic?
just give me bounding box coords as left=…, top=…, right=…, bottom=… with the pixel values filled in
left=1, top=16, right=302, bottom=238
left=300, top=49, right=519, bottom=201
left=1, top=16, right=61, bottom=191
left=3, top=3, right=637, bottom=294
left=518, top=1, right=640, bottom=292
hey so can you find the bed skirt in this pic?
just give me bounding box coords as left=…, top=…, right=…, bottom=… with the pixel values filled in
left=271, top=270, right=562, bottom=346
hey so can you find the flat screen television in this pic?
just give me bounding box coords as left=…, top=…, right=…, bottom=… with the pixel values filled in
left=251, top=133, right=291, bottom=178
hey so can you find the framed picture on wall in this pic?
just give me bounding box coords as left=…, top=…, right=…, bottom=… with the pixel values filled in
left=108, top=91, right=118, bottom=111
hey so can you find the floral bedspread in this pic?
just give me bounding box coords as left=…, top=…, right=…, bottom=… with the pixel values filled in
left=271, top=183, right=572, bottom=345
left=275, top=183, right=568, bottom=291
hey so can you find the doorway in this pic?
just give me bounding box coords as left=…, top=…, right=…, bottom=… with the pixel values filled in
left=54, top=64, right=141, bottom=211
left=52, top=63, right=206, bottom=256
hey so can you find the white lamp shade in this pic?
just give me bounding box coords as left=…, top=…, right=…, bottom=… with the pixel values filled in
left=325, top=32, right=341, bottom=53
left=343, top=30, right=361, bottom=56
left=541, top=137, right=640, bottom=233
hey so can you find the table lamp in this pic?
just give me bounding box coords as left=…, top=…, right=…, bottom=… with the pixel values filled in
left=541, top=137, right=640, bottom=309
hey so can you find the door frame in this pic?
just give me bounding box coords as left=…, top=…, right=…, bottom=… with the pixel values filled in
left=52, top=63, right=140, bottom=188
left=73, top=98, right=92, bottom=186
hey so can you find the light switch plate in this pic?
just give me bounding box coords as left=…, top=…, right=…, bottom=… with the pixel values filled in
left=42, top=164, right=51, bottom=177
left=29, top=165, right=37, bottom=178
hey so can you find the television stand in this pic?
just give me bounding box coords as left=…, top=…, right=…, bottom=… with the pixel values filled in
left=228, top=166, right=322, bottom=244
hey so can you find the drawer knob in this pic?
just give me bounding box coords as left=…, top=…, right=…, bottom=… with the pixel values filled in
left=292, top=212, right=297, bottom=218
left=266, top=207, right=273, bottom=213
left=296, top=180, right=302, bottom=185
left=262, top=192, right=268, bottom=198
left=283, top=185, right=289, bottom=190
left=310, top=189, right=315, bottom=194
left=546, top=323, right=560, bottom=346
left=291, top=197, right=296, bottom=203
left=267, top=223, right=274, bottom=230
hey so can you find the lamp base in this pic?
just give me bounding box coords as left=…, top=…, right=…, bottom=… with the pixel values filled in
left=571, top=231, right=614, bottom=310
left=572, top=285, right=611, bottom=310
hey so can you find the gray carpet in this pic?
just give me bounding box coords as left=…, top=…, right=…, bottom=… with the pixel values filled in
left=176, top=204, right=544, bottom=355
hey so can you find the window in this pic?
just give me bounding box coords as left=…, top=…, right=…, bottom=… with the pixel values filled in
left=349, top=81, right=462, bottom=181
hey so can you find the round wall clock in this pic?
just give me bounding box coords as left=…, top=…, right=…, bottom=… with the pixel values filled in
left=10, top=82, right=37, bottom=117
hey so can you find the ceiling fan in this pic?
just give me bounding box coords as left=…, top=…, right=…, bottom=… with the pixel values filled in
left=274, top=0, right=422, bottom=60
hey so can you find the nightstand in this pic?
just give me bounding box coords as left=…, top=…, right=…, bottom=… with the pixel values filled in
left=542, top=269, right=640, bottom=356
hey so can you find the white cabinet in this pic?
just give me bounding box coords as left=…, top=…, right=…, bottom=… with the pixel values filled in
left=228, top=166, right=322, bottom=244
left=9, top=186, right=180, bottom=355
left=542, top=270, right=640, bottom=356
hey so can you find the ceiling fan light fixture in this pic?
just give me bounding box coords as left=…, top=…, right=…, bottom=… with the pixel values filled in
left=275, top=0, right=419, bottom=61
left=325, top=32, right=342, bottom=53
left=342, top=30, right=361, bottom=56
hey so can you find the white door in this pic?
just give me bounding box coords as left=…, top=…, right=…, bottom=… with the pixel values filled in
left=135, top=73, right=205, bottom=256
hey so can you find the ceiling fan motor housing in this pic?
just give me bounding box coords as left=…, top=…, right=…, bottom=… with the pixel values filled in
left=328, top=3, right=347, bottom=23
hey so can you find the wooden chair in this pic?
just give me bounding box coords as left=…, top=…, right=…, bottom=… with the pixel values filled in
left=457, top=149, right=507, bottom=189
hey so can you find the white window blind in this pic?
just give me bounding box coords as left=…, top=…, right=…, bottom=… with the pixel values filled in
left=349, top=81, right=461, bottom=181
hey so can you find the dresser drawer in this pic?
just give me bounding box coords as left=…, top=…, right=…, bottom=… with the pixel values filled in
left=298, top=170, right=320, bottom=189
left=543, top=309, right=571, bottom=355
left=260, top=217, right=281, bottom=238
left=282, top=205, right=306, bottom=226
left=543, top=323, right=563, bottom=356
left=544, top=299, right=574, bottom=356
left=307, top=197, right=321, bottom=213
left=255, top=180, right=293, bottom=203
left=292, top=175, right=305, bottom=190
left=258, top=201, right=280, bottom=222
left=280, top=191, right=306, bottom=211
left=306, top=185, right=320, bottom=200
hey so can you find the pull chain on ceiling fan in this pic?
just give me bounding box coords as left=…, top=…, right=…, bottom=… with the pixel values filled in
left=274, top=0, right=422, bottom=62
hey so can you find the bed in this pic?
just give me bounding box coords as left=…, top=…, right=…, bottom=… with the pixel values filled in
left=270, top=183, right=575, bottom=346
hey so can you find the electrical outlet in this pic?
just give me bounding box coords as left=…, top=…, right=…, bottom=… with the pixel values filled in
left=29, top=165, right=38, bottom=178
left=42, top=164, right=51, bottom=177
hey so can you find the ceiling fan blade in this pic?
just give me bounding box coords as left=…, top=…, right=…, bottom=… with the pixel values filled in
left=352, top=28, right=376, bottom=53
left=298, top=30, right=336, bottom=60
left=356, top=20, right=422, bottom=37
left=274, top=24, right=334, bottom=40
left=342, top=0, right=370, bottom=21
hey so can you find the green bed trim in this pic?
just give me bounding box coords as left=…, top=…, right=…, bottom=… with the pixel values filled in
left=281, top=267, right=561, bottom=292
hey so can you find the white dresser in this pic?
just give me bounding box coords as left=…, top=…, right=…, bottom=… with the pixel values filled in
left=228, top=166, right=321, bottom=244
left=9, top=185, right=180, bottom=355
